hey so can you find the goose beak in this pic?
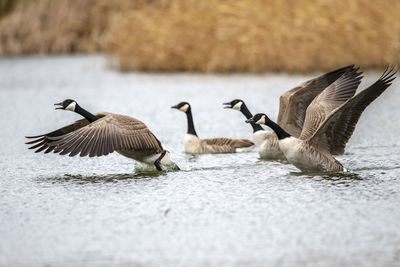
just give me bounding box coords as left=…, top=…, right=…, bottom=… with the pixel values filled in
left=245, top=118, right=255, bottom=123
left=222, top=102, right=232, bottom=109
left=54, top=102, right=63, bottom=110
left=171, top=105, right=179, bottom=109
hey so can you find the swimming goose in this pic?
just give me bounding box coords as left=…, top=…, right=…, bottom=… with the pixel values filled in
left=246, top=67, right=397, bottom=172
left=171, top=102, right=254, bottom=154
left=223, top=65, right=357, bottom=159
left=26, top=99, right=179, bottom=171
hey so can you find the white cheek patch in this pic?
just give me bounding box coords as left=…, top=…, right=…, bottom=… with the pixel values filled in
left=180, top=104, right=189, bottom=112
left=256, top=116, right=265, bottom=124
left=232, top=102, right=243, bottom=111
left=160, top=151, right=172, bottom=165
left=65, top=102, right=76, bottom=111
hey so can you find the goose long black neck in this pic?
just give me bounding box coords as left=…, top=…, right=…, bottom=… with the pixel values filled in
left=185, top=108, right=198, bottom=136
left=265, top=118, right=291, bottom=140
left=75, top=104, right=98, bottom=123
left=240, top=104, right=264, bottom=133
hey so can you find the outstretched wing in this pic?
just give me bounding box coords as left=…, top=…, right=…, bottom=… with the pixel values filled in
left=277, top=65, right=355, bottom=137
left=25, top=113, right=107, bottom=153
left=27, top=113, right=163, bottom=157
left=307, top=67, right=397, bottom=154
left=299, top=68, right=363, bottom=142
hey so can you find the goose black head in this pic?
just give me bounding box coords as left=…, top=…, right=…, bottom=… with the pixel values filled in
left=246, top=113, right=268, bottom=125
left=171, top=102, right=190, bottom=113
left=223, top=99, right=244, bottom=110
left=54, top=99, right=77, bottom=111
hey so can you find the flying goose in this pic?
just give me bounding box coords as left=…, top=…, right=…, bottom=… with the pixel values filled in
left=26, top=99, right=179, bottom=171
left=246, top=67, right=397, bottom=172
left=223, top=65, right=357, bottom=159
left=171, top=102, right=254, bottom=154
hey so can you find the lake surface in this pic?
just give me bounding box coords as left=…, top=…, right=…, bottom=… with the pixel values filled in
left=1, top=55, right=400, bottom=267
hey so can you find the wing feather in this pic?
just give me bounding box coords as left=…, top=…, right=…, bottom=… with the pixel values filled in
left=307, top=67, right=397, bottom=154
left=299, top=68, right=363, bottom=142
left=89, top=132, right=101, bottom=157
left=25, top=114, right=108, bottom=154
left=80, top=134, right=96, bottom=157
left=69, top=135, right=89, bottom=157
left=277, top=65, right=355, bottom=137
left=44, top=146, right=56, bottom=154
left=46, top=114, right=163, bottom=157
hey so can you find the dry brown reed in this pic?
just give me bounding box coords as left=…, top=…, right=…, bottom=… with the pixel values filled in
left=0, top=0, right=18, bottom=19
left=1, top=0, right=400, bottom=72
left=105, top=0, right=400, bottom=72
left=0, top=0, right=119, bottom=54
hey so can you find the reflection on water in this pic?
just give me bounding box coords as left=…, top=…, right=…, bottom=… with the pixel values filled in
left=1, top=56, right=400, bottom=267
left=290, top=170, right=363, bottom=181
left=39, top=171, right=168, bottom=184
left=353, top=165, right=400, bottom=171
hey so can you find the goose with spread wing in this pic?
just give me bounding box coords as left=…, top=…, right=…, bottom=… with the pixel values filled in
left=26, top=99, right=179, bottom=171
left=223, top=65, right=357, bottom=159
left=246, top=67, right=397, bottom=172
left=171, top=102, right=254, bottom=154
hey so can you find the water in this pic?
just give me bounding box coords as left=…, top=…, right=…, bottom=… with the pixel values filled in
left=1, top=55, right=400, bottom=267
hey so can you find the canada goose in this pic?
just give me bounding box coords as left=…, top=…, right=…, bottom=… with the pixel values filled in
left=171, top=102, right=254, bottom=154
left=246, top=67, right=397, bottom=172
left=223, top=65, right=357, bottom=159
left=26, top=99, right=179, bottom=171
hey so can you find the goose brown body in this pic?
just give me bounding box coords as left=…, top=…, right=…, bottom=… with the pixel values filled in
left=27, top=112, right=163, bottom=158
left=248, top=67, right=397, bottom=172
left=172, top=102, right=254, bottom=155
left=184, top=134, right=254, bottom=154
left=26, top=106, right=178, bottom=171
left=253, top=131, right=283, bottom=159
left=224, top=65, right=356, bottom=159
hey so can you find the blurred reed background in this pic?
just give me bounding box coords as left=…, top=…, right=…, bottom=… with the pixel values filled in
left=0, top=0, right=399, bottom=72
